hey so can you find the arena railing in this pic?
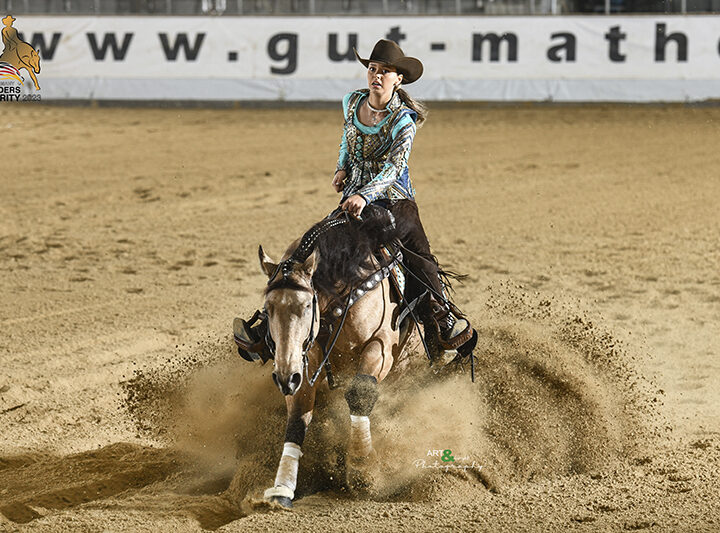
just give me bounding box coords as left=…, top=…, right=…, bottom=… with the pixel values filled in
left=1, top=0, right=718, bottom=16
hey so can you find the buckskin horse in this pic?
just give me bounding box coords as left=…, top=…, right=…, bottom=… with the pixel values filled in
left=234, top=206, right=475, bottom=507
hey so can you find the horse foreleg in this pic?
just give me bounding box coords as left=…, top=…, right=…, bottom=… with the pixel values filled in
left=264, top=384, right=316, bottom=508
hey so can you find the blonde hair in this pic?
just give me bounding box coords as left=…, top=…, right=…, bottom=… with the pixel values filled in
left=396, top=87, right=428, bottom=127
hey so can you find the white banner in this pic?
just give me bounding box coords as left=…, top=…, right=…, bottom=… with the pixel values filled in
left=5, top=15, right=720, bottom=102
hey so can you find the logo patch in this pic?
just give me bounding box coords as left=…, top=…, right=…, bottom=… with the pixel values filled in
left=1, top=14, right=42, bottom=101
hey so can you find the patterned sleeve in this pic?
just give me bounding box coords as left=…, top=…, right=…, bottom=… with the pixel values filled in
left=336, top=124, right=349, bottom=173
left=356, top=119, right=416, bottom=203
left=335, top=93, right=353, bottom=173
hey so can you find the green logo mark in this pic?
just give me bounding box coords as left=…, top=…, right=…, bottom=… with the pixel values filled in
left=441, top=449, right=455, bottom=462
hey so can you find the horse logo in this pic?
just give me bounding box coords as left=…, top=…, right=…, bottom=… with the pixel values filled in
left=1, top=14, right=41, bottom=91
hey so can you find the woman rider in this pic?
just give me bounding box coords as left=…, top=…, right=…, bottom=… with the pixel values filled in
left=332, top=39, right=475, bottom=361
left=234, top=40, right=475, bottom=365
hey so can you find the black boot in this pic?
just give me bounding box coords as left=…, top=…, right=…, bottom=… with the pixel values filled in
left=421, top=297, right=474, bottom=365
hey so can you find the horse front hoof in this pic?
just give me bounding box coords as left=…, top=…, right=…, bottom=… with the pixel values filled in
left=269, top=495, right=293, bottom=508
left=347, top=469, right=373, bottom=494
left=263, top=485, right=294, bottom=508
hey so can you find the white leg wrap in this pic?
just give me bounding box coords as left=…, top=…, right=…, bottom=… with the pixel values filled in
left=264, top=442, right=302, bottom=501
left=350, top=414, right=373, bottom=457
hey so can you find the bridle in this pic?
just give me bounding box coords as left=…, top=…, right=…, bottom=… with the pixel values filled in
left=264, top=264, right=353, bottom=388
left=264, top=251, right=399, bottom=388
left=263, top=257, right=328, bottom=386
left=261, top=213, right=351, bottom=387
left=261, top=208, right=397, bottom=388
left=264, top=288, right=319, bottom=363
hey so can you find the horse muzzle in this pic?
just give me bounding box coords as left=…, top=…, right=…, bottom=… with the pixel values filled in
left=272, top=370, right=303, bottom=396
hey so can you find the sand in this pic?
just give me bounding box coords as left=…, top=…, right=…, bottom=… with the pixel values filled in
left=1, top=103, right=719, bottom=532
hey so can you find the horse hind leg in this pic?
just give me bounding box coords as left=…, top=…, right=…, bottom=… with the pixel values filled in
left=344, top=374, right=380, bottom=491
left=345, top=374, right=379, bottom=455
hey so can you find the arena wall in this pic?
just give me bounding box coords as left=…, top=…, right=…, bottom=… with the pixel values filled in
left=6, top=15, right=720, bottom=102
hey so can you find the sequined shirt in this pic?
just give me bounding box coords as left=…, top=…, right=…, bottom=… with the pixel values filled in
left=336, top=89, right=417, bottom=204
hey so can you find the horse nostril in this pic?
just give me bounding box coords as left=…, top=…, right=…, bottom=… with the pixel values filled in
left=289, top=372, right=302, bottom=392
left=272, top=372, right=280, bottom=389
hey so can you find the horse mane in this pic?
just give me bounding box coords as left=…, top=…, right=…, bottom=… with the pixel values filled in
left=270, top=205, right=464, bottom=311
left=304, top=206, right=400, bottom=304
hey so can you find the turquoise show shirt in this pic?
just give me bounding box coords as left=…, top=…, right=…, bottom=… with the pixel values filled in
left=336, top=89, right=418, bottom=204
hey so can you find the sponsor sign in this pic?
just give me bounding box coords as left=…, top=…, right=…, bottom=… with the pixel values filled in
left=8, top=15, right=720, bottom=101
left=1, top=14, right=42, bottom=101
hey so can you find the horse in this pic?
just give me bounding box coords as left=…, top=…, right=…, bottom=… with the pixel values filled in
left=249, top=207, right=415, bottom=508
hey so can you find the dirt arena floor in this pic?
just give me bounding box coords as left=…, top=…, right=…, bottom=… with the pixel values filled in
left=1, top=103, right=719, bottom=532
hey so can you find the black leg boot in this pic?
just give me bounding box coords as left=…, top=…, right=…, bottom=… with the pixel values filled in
left=426, top=298, right=475, bottom=366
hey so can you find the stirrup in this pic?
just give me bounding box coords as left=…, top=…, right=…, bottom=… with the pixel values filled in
left=233, top=310, right=270, bottom=363
left=433, top=326, right=478, bottom=368
left=426, top=297, right=473, bottom=352
left=438, top=316, right=474, bottom=351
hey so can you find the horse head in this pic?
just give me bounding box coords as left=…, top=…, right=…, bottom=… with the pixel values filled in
left=259, top=245, right=319, bottom=396
left=26, top=48, right=40, bottom=73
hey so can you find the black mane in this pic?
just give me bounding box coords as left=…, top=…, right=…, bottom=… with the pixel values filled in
left=305, top=206, right=400, bottom=303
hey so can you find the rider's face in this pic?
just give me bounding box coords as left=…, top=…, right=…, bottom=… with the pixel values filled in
left=367, top=62, right=402, bottom=99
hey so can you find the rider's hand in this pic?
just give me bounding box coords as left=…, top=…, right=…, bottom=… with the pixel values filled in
left=332, top=170, right=346, bottom=193
left=341, top=194, right=367, bottom=218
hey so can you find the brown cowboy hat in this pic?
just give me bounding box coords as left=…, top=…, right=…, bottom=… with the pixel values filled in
left=353, top=39, right=423, bottom=84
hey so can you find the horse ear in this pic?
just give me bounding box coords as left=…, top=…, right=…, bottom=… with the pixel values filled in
left=258, top=245, right=278, bottom=278
left=299, top=249, right=319, bottom=278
